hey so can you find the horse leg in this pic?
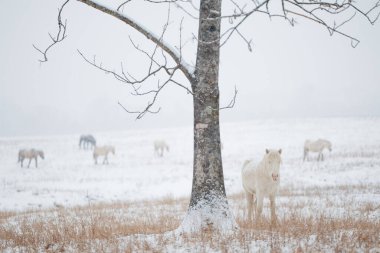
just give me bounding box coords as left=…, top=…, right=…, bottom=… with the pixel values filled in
left=321, top=153, right=324, bottom=161
left=20, top=158, right=23, bottom=168
left=103, top=155, right=106, bottom=164
left=94, top=155, right=97, bottom=165
left=269, top=195, right=277, bottom=225
left=256, top=192, right=263, bottom=222
left=35, top=158, right=38, bottom=168
left=245, top=192, right=254, bottom=222
left=28, top=159, right=32, bottom=168
left=303, top=149, right=308, bottom=162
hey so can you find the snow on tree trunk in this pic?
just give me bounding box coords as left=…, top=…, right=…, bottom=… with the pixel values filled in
left=179, top=0, right=236, bottom=233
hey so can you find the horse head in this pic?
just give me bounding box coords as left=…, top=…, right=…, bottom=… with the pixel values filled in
left=265, top=149, right=282, bottom=182
left=38, top=150, right=45, bottom=159
left=320, top=139, right=332, bottom=152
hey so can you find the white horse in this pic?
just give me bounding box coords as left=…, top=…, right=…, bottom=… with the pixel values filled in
left=303, top=139, right=332, bottom=161
left=93, top=145, right=115, bottom=164
left=154, top=140, right=169, bottom=157
left=241, top=149, right=282, bottom=223
left=18, top=149, right=45, bottom=168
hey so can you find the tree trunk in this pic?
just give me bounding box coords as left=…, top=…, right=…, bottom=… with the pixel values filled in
left=180, top=0, right=236, bottom=233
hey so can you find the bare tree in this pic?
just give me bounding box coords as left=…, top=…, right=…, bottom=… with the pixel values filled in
left=35, top=0, right=379, bottom=232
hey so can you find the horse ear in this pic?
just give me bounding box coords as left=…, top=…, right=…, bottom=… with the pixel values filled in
left=278, top=149, right=282, bottom=154
left=266, top=149, right=269, bottom=154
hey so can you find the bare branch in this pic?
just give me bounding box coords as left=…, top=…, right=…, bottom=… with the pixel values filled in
left=33, top=0, right=70, bottom=63
left=220, top=86, right=238, bottom=110
left=117, top=67, right=180, bottom=119
left=118, top=101, right=161, bottom=119
left=78, top=44, right=194, bottom=119
left=77, top=50, right=129, bottom=82
left=77, top=0, right=196, bottom=83
left=169, top=79, right=194, bottom=95
left=220, top=0, right=380, bottom=49
left=117, top=0, right=132, bottom=11
left=220, top=0, right=269, bottom=47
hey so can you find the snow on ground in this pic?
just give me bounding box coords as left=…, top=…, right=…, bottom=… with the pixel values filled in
left=0, top=117, right=380, bottom=212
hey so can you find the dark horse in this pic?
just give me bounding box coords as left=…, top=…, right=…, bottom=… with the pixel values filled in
left=79, top=134, right=96, bottom=149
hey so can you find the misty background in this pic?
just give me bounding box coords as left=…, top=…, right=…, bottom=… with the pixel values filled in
left=0, top=1, right=379, bottom=137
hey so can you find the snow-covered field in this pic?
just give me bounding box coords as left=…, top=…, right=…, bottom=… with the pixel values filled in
left=1, top=117, right=380, bottom=252
left=0, top=117, right=380, bottom=212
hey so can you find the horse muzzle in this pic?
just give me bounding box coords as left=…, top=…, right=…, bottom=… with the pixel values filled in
left=272, top=173, right=279, bottom=181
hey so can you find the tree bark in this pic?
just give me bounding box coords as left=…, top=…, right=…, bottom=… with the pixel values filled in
left=191, top=0, right=224, bottom=206
left=180, top=0, right=236, bottom=232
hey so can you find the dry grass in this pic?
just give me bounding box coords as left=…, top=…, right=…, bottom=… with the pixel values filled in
left=1, top=185, right=380, bottom=252
left=0, top=198, right=188, bottom=252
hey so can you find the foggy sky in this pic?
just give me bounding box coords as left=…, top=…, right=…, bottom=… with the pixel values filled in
left=0, top=0, right=379, bottom=137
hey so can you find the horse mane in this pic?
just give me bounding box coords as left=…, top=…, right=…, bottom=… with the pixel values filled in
left=264, top=150, right=282, bottom=164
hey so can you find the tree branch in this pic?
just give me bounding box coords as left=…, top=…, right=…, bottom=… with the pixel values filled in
left=220, top=85, right=238, bottom=110
left=219, top=0, right=380, bottom=49
left=33, top=0, right=70, bottom=63
left=77, top=0, right=196, bottom=83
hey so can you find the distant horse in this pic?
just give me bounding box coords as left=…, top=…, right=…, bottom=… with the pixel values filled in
left=303, top=139, right=332, bottom=161
left=154, top=140, right=169, bottom=157
left=18, top=149, right=45, bottom=168
left=242, top=149, right=282, bottom=224
left=93, top=145, right=115, bottom=164
left=79, top=135, right=96, bottom=149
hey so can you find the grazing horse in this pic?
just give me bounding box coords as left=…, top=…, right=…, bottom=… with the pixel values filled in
left=79, top=134, right=96, bottom=149
left=154, top=140, right=169, bottom=157
left=242, top=149, right=282, bottom=224
left=18, top=149, right=45, bottom=168
left=93, top=145, right=115, bottom=164
left=303, top=139, right=332, bottom=161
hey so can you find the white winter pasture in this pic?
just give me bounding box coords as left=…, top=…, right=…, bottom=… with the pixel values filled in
left=0, top=118, right=379, bottom=252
